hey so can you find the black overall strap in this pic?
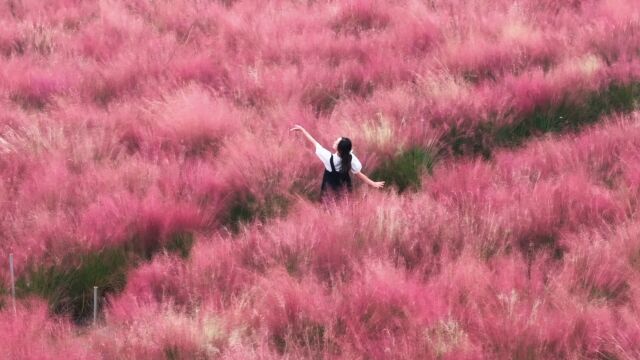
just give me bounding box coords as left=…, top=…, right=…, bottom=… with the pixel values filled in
left=329, top=155, right=337, bottom=172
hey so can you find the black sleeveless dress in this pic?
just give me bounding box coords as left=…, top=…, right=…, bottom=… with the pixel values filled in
left=320, top=155, right=352, bottom=197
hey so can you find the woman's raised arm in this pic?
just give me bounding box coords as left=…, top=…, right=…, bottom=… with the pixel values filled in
left=290, top=124, right=321, bottom=149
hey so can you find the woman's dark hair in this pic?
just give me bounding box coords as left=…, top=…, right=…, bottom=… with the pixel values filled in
left=337, top=137, right=352, bottom=174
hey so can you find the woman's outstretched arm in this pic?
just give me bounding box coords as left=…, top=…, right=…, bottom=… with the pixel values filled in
left=289, top=124, right=321, bottom=149
left=355, top=172, right=385, bottom=189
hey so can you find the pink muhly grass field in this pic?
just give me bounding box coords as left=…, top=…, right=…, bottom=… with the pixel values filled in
left=1, top=0, right=640, bottom=358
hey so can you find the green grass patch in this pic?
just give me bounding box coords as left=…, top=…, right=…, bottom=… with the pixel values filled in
left=445, top=81, right=640, bottom=157
left=223, top=193, right=257, bottom=232
left=364, top=78, right=640, bottom=192
left=271, top=320, right=327, bottom=356
left=125, top=228, right=197, bottom=261
left=370, top=146, right=436, bottom=192
left=497, top=82, right=640, bottom=147
left=222, top=192, right=291, bottom=233
left=165, top=231, right=195, bottom=259
left=303, top=86, right=341, bottom=117
left=15, top=230, right=197, bottom=323
left=16, top=247, right=130, bottom=323
left=164, top=346, right=181, bottom=360
left=0, top=283, right=7, bottom=310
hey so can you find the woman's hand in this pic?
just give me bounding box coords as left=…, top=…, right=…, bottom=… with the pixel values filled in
left=289, top=124, right=305, bottom=132
left=356, top=172, right=385, bottom=189
left=290, top=124, right=320, bottom=148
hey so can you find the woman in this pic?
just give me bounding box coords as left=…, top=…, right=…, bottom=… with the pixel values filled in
left=290, top=124, right=384, bottom=197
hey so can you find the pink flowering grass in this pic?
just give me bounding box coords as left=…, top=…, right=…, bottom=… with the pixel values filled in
left=0, top=300, right=89, bottom=360
left=60, top=113, right=640, bottom=358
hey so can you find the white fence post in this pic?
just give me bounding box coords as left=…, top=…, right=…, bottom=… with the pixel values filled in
left=93, top=286, right=98, bottom=325
left=9, top=253, right=15, bottom=314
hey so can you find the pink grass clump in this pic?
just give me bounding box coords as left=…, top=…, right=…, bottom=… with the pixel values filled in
left=150, top=84, right=242, bottom=154
left=3, top=60, right=73, bottom=108
left=93, top=302, right=229, bottom=360
left=0, top=300, right=88, bottom=360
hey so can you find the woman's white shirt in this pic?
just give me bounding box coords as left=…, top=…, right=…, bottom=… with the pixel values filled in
left=315, top=143, right=362, bottom=173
